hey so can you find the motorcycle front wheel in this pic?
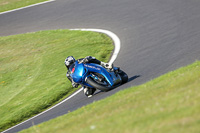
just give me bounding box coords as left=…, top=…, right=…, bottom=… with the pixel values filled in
left=86, top=76, right=112, bottom=92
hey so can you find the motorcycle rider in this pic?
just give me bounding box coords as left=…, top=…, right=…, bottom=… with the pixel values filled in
left=64, top=56, right=112, bottom=97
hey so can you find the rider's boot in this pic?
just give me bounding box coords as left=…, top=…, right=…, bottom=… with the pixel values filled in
left=83, top=87, right=96, bottom=98
left=101, top=62, right=113, bottom=69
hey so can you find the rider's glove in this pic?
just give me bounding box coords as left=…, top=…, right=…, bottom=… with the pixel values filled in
left=66, top=73, right=70, bottom=77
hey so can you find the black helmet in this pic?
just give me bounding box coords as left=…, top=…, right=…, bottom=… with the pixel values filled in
left=65, top=56, right=75, bottom=68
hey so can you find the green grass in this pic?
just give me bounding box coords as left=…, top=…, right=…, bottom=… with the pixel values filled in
left=0, top=0, right=48, bottom=13
left=0, top=29, right=113, bottom=131
left=20, top=61, right=200, bottom=133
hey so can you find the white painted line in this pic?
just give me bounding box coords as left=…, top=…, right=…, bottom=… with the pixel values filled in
left=2, top=87, right=84, bottom=133
left=0, top=0, right=55, bottom=15
left=2, top=29, right=121, bottom=133
left=71, top=29, right=121, bottom=65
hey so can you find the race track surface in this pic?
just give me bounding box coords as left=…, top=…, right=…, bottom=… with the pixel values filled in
left=1, top=0, right=200, bottom=132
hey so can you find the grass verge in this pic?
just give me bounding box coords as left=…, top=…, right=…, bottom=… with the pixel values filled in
left=0, top=29, right=113, bottom=131
left=0, top=0, right=49, bottom=13
left=20, top=61, right=200, bottom=133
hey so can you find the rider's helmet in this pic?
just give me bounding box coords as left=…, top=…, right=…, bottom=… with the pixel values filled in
left=65, top=56, right=75, bottom=68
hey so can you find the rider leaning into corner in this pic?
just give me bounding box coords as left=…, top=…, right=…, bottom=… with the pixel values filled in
left=64, top=56, right=113, bottom=97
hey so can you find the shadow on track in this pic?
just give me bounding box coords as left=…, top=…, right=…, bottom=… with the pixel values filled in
left=128, top=75, right=141, bottom=83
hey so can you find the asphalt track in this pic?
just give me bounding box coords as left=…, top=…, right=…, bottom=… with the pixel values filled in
left=1, top=0, right=200, bottom=132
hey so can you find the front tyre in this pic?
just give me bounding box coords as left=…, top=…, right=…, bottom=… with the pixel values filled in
left=86, top=77, right=112, bottom=92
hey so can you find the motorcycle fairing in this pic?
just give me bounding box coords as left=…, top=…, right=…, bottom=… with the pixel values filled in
left=84, top=63, right=114, bottom=86
left=71, top=61, right=114, bottom=86
left=71, top=61, right=85, bottom=83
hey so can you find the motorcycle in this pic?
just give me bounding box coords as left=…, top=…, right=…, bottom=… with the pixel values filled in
left=68, top=60, right=128, bottom=96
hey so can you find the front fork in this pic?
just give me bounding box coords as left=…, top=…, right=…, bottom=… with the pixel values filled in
left=91, top=73, right=104, bottom=82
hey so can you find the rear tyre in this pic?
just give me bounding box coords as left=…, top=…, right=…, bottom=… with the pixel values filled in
left=86, top=77, right=112, bottom=92
left=118, top=70, right=128, bottom=84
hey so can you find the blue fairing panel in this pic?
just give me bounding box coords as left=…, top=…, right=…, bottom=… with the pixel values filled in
left=84, top=63, right=114, bottom=86
left=72, top=61, right=85, bottom=83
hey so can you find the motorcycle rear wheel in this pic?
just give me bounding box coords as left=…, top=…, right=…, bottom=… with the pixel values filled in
left=118, top=70, right=128, bottom=84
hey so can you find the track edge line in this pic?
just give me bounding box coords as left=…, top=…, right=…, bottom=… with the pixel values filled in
left=0, top=0, right=56, bottom=15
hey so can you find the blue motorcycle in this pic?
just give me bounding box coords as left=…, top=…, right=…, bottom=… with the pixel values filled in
left=68, top=60, right=128, bottom=96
